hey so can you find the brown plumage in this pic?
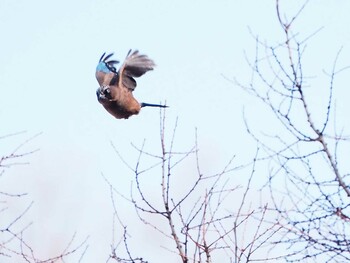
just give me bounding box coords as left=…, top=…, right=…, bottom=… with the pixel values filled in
left=95, top=49, right=167, bottom=119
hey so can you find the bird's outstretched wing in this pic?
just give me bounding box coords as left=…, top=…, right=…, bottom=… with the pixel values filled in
left=118, top=50, right=155, bottom=91
left=95, top=53, right=119, bottom=86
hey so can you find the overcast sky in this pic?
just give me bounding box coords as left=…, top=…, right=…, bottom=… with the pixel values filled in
left=1, top=0, right=350, bottom=262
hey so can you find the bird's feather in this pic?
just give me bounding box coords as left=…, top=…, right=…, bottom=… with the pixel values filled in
left=95, top=52, right=119, bottom=86
left=118, top=50, right=155, bottom=91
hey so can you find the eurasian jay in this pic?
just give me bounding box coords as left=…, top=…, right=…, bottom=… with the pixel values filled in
left=96, top=49, right=167, bottom=119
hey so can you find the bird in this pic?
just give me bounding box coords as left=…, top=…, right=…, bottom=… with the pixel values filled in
left=95, top=49, right=167, bottom=119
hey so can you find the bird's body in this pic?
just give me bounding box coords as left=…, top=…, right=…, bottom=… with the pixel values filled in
left=95, top=49, right=166, bottom=119
left=99, top=87, right=141, bottom=119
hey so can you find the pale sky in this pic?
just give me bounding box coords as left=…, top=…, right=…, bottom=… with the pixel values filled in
left=1, top=0, right=350, bottom=262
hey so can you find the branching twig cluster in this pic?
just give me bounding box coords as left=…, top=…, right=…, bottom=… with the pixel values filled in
left=107, top=110, right=283, bottom=262
left=0, top=132, right=88, bottom=262
left=235, top=0, right=350, bottom=261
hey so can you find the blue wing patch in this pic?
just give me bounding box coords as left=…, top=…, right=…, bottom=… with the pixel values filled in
left=96, top=53, right=119, bottom=73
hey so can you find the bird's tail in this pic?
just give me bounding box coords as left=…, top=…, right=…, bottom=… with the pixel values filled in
left=140, top=102, right=168, bottom=108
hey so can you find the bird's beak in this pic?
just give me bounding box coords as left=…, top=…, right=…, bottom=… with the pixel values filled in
left=96, top=87, right=103, bottom=100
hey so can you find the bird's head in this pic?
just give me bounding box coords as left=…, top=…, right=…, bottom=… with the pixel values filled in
left=96, top=85, right=112, bottom=102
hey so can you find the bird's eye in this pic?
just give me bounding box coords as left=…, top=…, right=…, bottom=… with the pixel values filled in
left=103, top=87, right=112, bottom=99
left=104, top=87, right=110, bottom=94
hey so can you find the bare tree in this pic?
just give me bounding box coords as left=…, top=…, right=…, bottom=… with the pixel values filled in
left=0, top=131, right=88, bottom=262
left=236, top=0, right=350, bottom=261
left=105, top=111, right=284, bottom=263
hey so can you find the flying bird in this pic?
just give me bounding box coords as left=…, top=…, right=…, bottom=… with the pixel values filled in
left=95, top=49, right=167, bottom=119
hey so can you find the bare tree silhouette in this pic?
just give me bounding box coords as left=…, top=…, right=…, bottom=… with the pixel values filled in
left=105, top=111, right=284, bottom=263
left=0, top=131, right=88, bottom=262
left=235, top=0, right=350, bottom=261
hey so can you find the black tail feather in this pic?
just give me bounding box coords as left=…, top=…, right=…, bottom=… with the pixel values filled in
left=141, top=102, right=168, bottom=108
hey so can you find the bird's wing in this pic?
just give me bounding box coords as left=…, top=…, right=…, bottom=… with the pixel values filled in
left=117, top=49, right=155, bottom=91
left=95, top=52, right=119, bottom=86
